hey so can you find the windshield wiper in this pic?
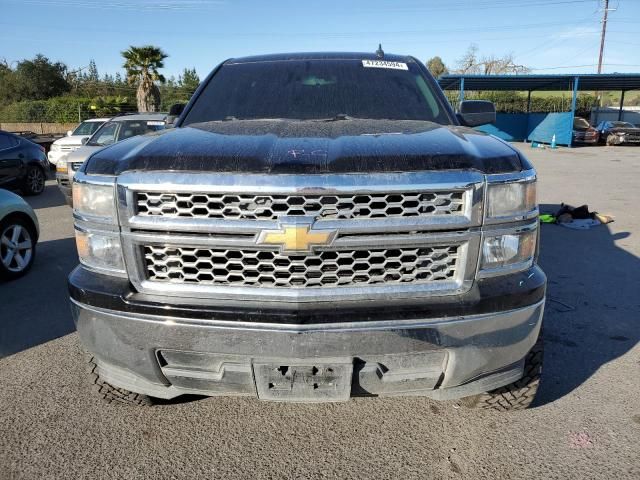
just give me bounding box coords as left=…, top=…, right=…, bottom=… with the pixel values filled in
left=319, top=113, right=356, bottom=122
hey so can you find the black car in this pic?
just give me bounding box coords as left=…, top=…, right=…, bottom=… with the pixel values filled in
left=0, top=130, right=50, bottom=195
left=596, top=120, right=640, bottom=146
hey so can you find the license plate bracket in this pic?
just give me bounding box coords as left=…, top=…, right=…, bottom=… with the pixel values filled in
left=253, top=361, right=353, bottom=402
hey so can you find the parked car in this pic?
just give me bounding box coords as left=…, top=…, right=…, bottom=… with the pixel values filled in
left=0, top=189, right=39, bottom=280
left=0, top=130, right=49, bottom=196
left=56, top=113, right=167, bottom=204
left=69, top=51, right=545, bottom=410
left=596, top=120, right=640, bottom=145
left=48, top=118, right=110, bottom=166
left=572, top=117, right=598, bottom=145
left=11, top=131, right=63, bottom=157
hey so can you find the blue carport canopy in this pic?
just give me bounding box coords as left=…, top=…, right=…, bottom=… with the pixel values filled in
left=438, top=73, right=640, bottom=93
left=438, top=74, right=640, bottom=146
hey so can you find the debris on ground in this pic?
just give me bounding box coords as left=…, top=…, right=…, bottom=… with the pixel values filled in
left=540, top=204, right=614, bottom=229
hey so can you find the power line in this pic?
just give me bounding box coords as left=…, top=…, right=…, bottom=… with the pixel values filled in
left=4, top=0, right=596, bottom=12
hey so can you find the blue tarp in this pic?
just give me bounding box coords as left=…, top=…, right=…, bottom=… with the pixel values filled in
left=527, top=112, right=572, bottom=146
left=476, top=114, right=528, bottom=141
left=476, top=112, right=573, bottom=145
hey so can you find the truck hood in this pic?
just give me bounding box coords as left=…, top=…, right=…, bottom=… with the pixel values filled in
left=84, top=119, right=528, bottom=175
left=52, top=135, right=90, bottom=147
left=63, top=144, right=104, bottom=163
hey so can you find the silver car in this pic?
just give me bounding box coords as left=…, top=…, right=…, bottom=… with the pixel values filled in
left=56, top=113, right=167, bottom=205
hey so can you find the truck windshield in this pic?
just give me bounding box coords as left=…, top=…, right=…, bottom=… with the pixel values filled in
left=182, top=59, right=452, bottom=125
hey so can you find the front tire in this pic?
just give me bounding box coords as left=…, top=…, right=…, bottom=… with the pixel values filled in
left=0, top=217, right=37, bottom=281
left=87, top=355, right=153, bottom=406
left=22, top=165, right=46, bottom=196
left=461, top=334, right=543, bottom=411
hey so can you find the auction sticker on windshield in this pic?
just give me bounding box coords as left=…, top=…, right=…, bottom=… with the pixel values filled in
left=362, top=59, right=408, bottom=70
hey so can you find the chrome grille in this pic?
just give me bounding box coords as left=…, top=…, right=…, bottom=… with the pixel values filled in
left=135, top=191, right=465, bottom=220
left=71, top=162, right=84, bottom=171
left=142, top=245, right=460, bottom=288
left=116, top=171, right=485, bottom=301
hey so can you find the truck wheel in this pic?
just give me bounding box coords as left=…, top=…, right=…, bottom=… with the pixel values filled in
left=87, top=355, right=153, bottom=406
left=461, top=335, right=543, bottom=411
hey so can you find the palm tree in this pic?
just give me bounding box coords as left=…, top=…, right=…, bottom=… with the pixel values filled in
left=121, top=45, right=168, bottom=112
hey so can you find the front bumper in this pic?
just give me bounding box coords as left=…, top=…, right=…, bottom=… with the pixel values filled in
left=71, top=266, right=546, bottom=402
left=49, top=149, right=77, bottom=165
left=56, top=173, right=73, bottom=206
left=573, top=135, right=598, bottom=144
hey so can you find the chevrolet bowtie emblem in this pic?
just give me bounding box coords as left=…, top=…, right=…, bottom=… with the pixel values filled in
left=256, top=224, right=336, bottom=253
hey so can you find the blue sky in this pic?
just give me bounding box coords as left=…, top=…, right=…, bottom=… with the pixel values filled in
left=1, top=0, right=639, bottom=79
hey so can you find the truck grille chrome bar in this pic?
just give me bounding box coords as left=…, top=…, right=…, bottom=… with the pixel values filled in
left=135, top=191, right=465, bottom=220
left=143, top=244, right=460, bottom=288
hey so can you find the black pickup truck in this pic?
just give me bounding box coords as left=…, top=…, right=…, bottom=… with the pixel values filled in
left=69, top=52, right=545, bottom=410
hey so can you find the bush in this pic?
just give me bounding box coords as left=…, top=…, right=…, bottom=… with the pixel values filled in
left=444, top=91, right=597, bottom=114
left=0, top=95, right=136, bottom=122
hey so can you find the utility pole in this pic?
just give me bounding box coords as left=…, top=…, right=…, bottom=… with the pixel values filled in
left=594, top=0, right=615, bottom=116
left=597, top=0, right=610, bottom=74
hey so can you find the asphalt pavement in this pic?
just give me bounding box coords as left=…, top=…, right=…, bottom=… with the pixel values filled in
left=1, top=145, right=638, bottom=479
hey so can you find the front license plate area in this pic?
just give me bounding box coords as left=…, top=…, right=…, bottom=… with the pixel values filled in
left=253, top=361, right=353, bottom=402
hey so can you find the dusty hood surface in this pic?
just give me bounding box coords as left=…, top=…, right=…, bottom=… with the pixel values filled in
left=84, top=119, right=529, bottom=175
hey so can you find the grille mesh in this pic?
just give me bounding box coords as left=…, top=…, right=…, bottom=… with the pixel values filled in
left=143, top=245, right=460, bottom=288
left=135, top=191, right=465, bottom=220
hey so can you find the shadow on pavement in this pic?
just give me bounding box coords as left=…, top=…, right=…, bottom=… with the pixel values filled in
left=533, top=204, right=639, bottom=406
left=0, top=237, right=77, bottom=358
left=24, top=182, right=67, bottom=210
left=1, top=198, right=637, bottom=408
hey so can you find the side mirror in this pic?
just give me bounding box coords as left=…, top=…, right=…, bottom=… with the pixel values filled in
left=169, top=103, right=186, bottom=117
left=166, top=103, right=186, bottom=127
left=81, top=137, right=89, bottom=145
left=67, top=130, right=73, bottom=137
left=457, top=100, right=496, bottom=127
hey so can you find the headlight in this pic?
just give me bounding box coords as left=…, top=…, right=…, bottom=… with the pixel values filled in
left=56, top=162, right=67, bottom=173
left=486, top=181, right=536, bottom=221
left=72, top=182, right=117, bottom=222
left=479, top=228, right=537, bottom=275
left=75, top=229, right=125, bottom=275
left=50, top=144, right=61, bottom=152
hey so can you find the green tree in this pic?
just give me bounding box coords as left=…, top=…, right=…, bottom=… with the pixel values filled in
left=121, top=45, right=168, bottom=112
left=87, top=59, right=99, bottom=82
left=180, top=67, right=200, bottom=94
left=0, top=60, right=16, bottom=106
left=426, top=56, right=449, bottom=78
left=6, top=54, right=70, bottom=102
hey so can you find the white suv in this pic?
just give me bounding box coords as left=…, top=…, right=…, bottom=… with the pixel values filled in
left=47, top=118, right=110, bottom=165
